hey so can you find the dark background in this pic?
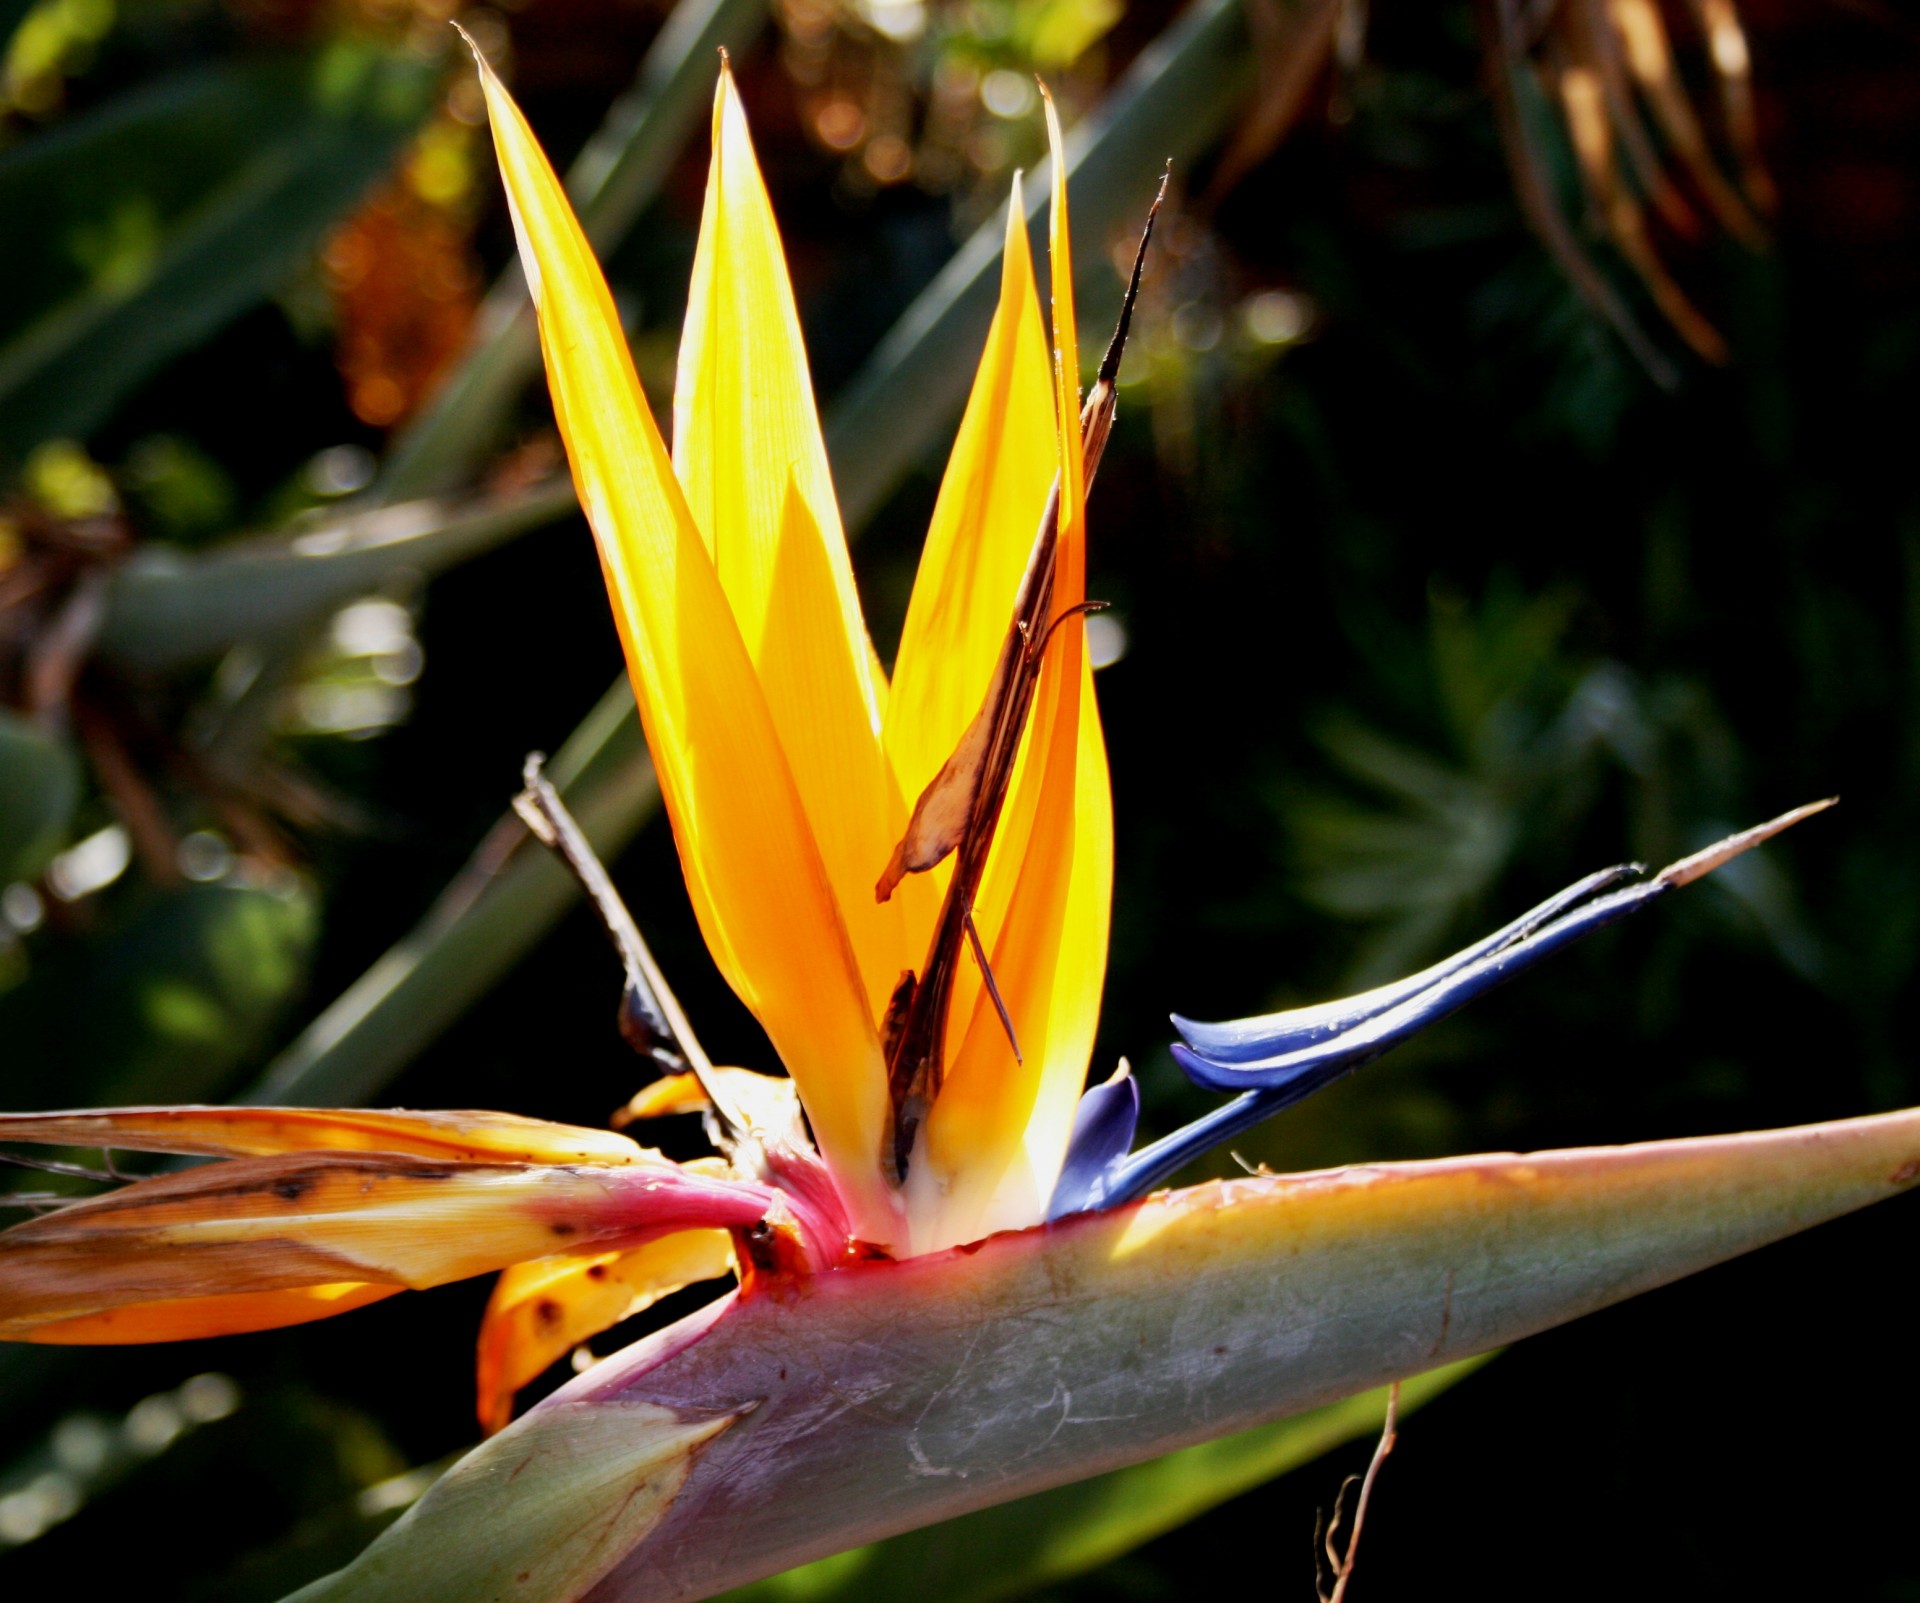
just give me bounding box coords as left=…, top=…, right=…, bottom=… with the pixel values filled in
left=2, top=0, right=1918, bottom=1596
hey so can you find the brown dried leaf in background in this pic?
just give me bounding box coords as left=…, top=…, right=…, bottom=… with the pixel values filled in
left=325, top=174, right=481, bottom=430
left=1477, top=0, right=1777, bottom=381
left=1683, top=0, right=1775, bottom=212
left=1201, top=0, right=1341, bottom=210
left=1552, top=40, right=1730, bottom=362
left=1607, top=0, right=1767, bottom=246
left=1479, top=0, right=1680, bottom=385
left=1573, top=0, right=1704, bottom=239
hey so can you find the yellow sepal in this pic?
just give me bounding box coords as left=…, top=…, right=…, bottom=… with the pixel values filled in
left=468, top=44, right=897, bottom=1244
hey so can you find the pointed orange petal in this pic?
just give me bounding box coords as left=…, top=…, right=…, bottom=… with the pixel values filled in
left=879, top=177, right=1056, bottom=972
left=468, top=48, right=896, bottom=1243
left=475, top=1231, right=735, bottom=1434
left=755, top=478, right=912, bottom=1020
left=675, top=69, right=877, bottom=697
left=615, top=1075, right=713, bottom=1122
left=885, top=176, right=1058, bottom=819
left=676, top=71, right=906, bottom=1022
left=0, top=1150, right=769, bottom=1339
left=1041, top=84, right=1087, bottom=590
left=920, top=92, right=1111, bottom=1244
left=0, top=1106, right=646, bottom=1165
left=617, top=1064, right=812, bottom=1139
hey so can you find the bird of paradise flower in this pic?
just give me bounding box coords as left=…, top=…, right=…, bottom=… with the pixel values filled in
left=0, top=36, right=1876, bottom=1535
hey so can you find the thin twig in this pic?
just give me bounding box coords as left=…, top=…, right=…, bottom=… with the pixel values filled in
left=513, top=753, right=746, bottom=1140
left=0, top=1148, right=118, bottom=1183
left=514, top=752, right=708, bottom=1074
left=1317, top=1381, right=1400, bottom=1603
left=26, top=569, right=109, bottom=726
left=0, top=1191, right=83, bottom=1213
left=962, top=907, right=1022, bottom=1064
left=74, top=697, right=181, bottom=885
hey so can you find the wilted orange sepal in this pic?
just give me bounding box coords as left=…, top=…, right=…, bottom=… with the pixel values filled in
left=23, top=1282, right=403, bottom=1345
left=0, top=1106, right=645, bottom=1165
left=475, top=1230, right=735, bottom=1433
left=0, top=1148, right=771, bottom=1342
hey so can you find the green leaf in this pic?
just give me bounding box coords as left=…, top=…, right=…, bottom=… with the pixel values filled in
left=94, top=0, right=768, bottom=673
left=1, top=0, right=37, bottom=55
left=0, top=877, right=318, bottom=1107
left=722, top=1358, right=1487, bottom=1603
left=0, top=43, right=438, bottom=462
left=286, top=1108, right=1920, bottom=1603
left=97, top=478, right=576, bottom=671
left=0, top=710, right=80, bottom=885
left=246, top=682, right=652, bottom=1106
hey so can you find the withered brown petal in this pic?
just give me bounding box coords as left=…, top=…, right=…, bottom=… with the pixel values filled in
left=0, top=1105, right=647, bottom=1166
left=0, top=1149, right=771, bottom=1339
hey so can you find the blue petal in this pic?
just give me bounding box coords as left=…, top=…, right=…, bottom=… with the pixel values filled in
left=1172, top=876, right=1671, bottom=1092
left=1103, top=870, right=1678, bottom=1206
left=1170, top=864, right=1640, bottom=1063
left=1047, top=1063, right=1141, bottom=1220
left=1097, top=1090, right=1298, bottom=1207
left=1094, top=802, right=1832, bottom=1212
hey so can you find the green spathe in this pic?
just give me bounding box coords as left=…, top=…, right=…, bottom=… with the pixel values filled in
left=718, top=1359, right=1488, bottom=1603
left=287, top=1401, right=743, bottom=1603
left=289, top=1106, right=1920, bottom=1603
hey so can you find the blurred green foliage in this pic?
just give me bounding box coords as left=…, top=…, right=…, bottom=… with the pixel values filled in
left=2, top=0, right=1918, bottom=1597
left=0, top=42, right=439, bottom=460
left=0, top=708, right=78, bottom=883
left=0, top=874, right=316, bottom=1107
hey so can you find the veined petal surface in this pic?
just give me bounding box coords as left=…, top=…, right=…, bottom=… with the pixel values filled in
left=469, top=49, right=897, bottom=1244
left=676, top=70, right=907, bottom=1020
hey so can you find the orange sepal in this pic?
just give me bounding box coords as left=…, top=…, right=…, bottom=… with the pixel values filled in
left=0, top=1149, right=770, bottom=1340
left=466, top=41, right=895, bottom=1243
left=920, top=88, right=1112, bottom=1243
left=475, top=1230, right=735, bottom=1433
left=22, top=1282, right=402, bottom=1345
left=613, top=1065, right=804, bottom=1131
left=615, top=1075, right=712, bottom=1123
left=0, top=1105, right=646, bottom=1165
